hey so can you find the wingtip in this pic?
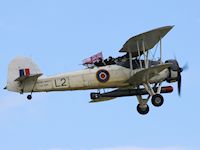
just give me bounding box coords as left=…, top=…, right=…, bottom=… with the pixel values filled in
left=163, top=25, right=175, bottom=30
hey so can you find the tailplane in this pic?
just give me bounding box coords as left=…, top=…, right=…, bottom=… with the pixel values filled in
left=5, top=56, right=42, bottom=93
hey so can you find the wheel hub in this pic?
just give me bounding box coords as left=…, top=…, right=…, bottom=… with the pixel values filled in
left=155, top=97, right=161, bottom=104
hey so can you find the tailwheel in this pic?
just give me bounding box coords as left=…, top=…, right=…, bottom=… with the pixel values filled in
left=137, top=104, right=149, bottom=115
left=27, top=95, right=32, bottom=100
left=151, top=94, right=164, bottom=107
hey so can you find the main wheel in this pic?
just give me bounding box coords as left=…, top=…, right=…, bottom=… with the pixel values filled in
left=27, top=95, right=32, bottom=100
left=151, top=94, right=164, bottom=107
left=137, top=104, right=149, bottom=115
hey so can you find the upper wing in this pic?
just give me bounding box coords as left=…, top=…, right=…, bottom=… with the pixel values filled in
left=119, top=26, right=174, bottom=57
left=127, top=63, right=171, bottom=86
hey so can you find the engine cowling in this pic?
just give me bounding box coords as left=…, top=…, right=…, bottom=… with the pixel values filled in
left=165, top=59, right=180, bottom=83
left=165, top=59, right=186, bottom=96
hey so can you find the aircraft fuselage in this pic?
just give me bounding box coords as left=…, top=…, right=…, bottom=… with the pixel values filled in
left=29, top=65, right=168, bottom=93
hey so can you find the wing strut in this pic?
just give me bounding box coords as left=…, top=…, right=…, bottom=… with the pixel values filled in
left=160, top=37, right=162, bottom=64
left=129, top=51, right=133, bottom=76
left=142, top=40, right=148, bottom=68
left=137, top=41, right=142, bottom=68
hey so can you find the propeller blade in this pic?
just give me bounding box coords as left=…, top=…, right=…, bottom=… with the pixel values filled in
left=178, top=63, right=188, bottom=96
left=178, top=75, right=181, bottom=96
left=182, top=63, right=188, bottom=71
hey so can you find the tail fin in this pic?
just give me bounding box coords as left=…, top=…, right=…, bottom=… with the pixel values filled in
left=6, top=56, right=42, bottom=92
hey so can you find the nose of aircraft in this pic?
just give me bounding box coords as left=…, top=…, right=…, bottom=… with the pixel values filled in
left=165, top=59, right=188, bottom=96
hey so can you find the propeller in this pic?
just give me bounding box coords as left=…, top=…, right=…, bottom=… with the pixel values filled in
left=165, top=59, right=188, bottom=96
left=177, top=63, right=188, bottom=96
left=177, top=71, right=181, bottom=96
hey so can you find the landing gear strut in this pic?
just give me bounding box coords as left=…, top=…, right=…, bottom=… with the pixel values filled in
left=136, top=95, right=150, bottom=115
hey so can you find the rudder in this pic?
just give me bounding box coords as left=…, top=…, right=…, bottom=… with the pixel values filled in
left=6, top=56, right=42, bottom=93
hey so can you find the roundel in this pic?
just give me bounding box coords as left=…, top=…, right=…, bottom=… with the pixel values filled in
left=96, top=69, right=110, bottom=83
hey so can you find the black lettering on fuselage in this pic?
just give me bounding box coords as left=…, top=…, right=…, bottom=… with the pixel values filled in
left=54, top=78, right=67, bottom=87
left=61, top=78, right=67, bottom=86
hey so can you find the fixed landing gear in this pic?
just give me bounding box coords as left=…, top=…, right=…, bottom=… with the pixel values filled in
left=27, top=90, right=34, bottom=100
left=27, top=94, right=32, bottom=100
left=151, top=94, right=164, bottom=107
left=136, top=94, right=164, bottom=115
left=137, top=104, right=149, bottom=115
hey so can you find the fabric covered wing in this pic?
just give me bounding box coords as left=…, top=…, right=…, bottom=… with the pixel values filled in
left=127, top=63, right=171, bottom=86
left=119, top=26, right=174, bottom=57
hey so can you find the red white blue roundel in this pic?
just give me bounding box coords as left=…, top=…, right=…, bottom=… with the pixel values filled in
left=96, top=69, right=110, bottom=83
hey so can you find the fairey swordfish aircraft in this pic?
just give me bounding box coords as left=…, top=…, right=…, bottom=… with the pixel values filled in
left=4, top=26, right=187, bottom=115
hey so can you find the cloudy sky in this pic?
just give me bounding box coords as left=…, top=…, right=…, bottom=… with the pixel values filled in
left=0, top=0, right=199, bottom=150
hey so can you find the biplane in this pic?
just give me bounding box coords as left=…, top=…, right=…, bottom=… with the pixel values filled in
left=4, top=26, right=186, bottom=115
